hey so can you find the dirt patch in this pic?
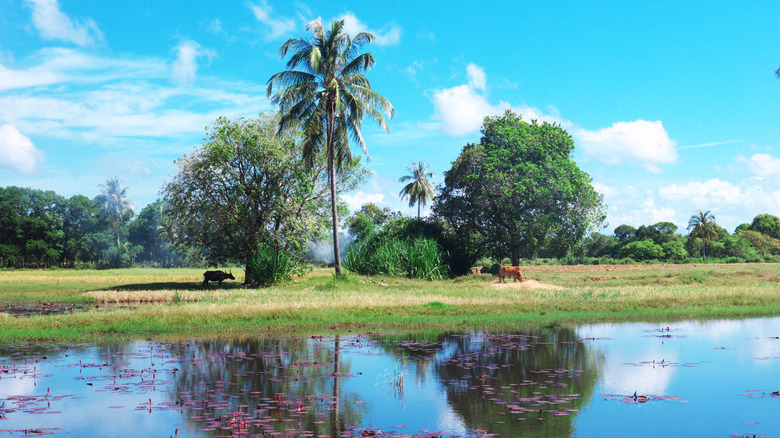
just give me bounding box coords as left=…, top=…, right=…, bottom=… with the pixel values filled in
left=490, top=279, right=565, bottom=290
left=518, top=264, right=708, bottom=273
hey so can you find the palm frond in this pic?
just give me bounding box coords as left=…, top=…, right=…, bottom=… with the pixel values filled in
left=341, top=53, right=376, bottom=76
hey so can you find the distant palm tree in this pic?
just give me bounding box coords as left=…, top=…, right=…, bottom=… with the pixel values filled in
left=267, top=18, right=394, bottom=275
left=97, top=177, right=134, bottom=246
left=399, top=161, right=435, bottom=218
left=687, top=210, right=718, bottom=260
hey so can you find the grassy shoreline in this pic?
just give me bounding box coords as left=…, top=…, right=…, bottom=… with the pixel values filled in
left=0, top=264, right=778, bottom=341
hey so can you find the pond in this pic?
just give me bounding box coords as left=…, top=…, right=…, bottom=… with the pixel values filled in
left=2, top=317, right=780, bottom=437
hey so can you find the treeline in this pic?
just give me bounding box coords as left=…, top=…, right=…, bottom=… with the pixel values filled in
left=570, top=217, right=780, bottom=264
left=345, top=207, right=780, bottom=275
left=0, top=186, right=186, bottom=269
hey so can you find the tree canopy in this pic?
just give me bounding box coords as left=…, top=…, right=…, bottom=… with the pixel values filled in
left=399, top=161, right=436, bottom=218
left=433, top=110, right=605, bottom=265
left=162, top=114, right=367, bottom=282
left=687, top=210, right=719, bottom=260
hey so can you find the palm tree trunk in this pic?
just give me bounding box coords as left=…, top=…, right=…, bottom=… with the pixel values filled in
left=417, top=201, right=421, bottom=219
left=330, top=158, right=341, bottom=274
left=327, top=98, right=342, bottom=275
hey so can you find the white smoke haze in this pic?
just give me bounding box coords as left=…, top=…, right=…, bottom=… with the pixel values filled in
left=304, top=231, right=354, bottom=263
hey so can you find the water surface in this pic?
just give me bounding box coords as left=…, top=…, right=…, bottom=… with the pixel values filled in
left=2, top=318, right=780, bottom=437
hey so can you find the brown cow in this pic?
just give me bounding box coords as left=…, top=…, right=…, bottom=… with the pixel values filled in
left=498, top=266, right=525, bottom=283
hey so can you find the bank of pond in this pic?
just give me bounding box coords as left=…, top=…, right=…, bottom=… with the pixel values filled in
left=1, top=317, right=779, bottom=437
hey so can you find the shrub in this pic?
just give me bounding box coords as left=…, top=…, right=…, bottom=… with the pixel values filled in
left=662, top=241, right=688, bottom=262
left=621, top=239, right=664, bottom=261
left=344, top=234, right=448, bottom=280
left=246, top=245, right=307, bottom=287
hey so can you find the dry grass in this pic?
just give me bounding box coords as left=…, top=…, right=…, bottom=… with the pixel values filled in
left=1, top=264, right=779, bottom=341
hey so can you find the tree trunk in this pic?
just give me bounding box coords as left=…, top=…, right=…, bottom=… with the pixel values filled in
left=327, top=98, right=342, bottom=275
left=417, top=201, right=421, bottom=219
left=330, top=158, right=341, bottom=274
left=511, top=247, right=519, bottom=267
left=244, top=256, right=253, bottom=285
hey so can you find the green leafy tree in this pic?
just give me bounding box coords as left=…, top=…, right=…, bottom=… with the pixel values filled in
left=737, top=229, right=780, bottom=256
left=662, top=240, right=688, bottom=262
left=621, top=239, right=664, bottom=261
left=399, top=161, right=436, bottom=218
left=575, top=232, right=618, bottom=258
left=613, top=225, right=637, bottom=244
left=345, top=203, right=400, bottom=242
left=687, top=210, right=718, bottom=260
left=749, top=213, right=780, bottom=240
left=127, top=199, right=184, bottom=267
left=434, top=110, right=605, bottom=265
left=162, top=115, right=367, bottom=283
left=267, top=18, right=394, bottom=275
left=97, top=177, right=134, bottom=247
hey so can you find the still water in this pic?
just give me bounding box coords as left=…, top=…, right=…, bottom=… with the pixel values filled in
left=2, top=318, right=780, bottom=437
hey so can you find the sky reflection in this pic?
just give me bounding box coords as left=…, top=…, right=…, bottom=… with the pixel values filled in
left=1, top=318, right=779, bottom=437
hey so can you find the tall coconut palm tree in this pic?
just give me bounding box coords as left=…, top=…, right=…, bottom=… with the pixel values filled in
left=399, top=161, right=435, bottom=218
left=97, top=177, right=134, bottom=247
left=687, top=210, right=718, bottom=260
left=267, top=18, right=394, bottom=274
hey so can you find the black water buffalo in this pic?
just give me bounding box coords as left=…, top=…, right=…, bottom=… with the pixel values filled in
left=203, top=270, right=235, bottom=287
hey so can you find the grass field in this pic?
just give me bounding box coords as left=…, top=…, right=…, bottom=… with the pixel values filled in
left=0, top=264, right=779, bottom=341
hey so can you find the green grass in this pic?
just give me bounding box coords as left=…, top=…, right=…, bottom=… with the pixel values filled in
left=0, top=264, right=779, bottom=341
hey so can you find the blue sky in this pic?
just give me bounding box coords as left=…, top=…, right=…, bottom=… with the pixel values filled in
left=1, top=0, right=779, bottom=235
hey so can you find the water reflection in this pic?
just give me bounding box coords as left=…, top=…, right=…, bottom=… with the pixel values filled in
left=1, top=318, right=780, bottom=437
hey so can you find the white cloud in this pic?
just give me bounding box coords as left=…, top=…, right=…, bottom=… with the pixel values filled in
left=431, top=84, right=510, bottom=136
left=341, top=191, right=387, bottom=212
left=339, top=12, right=401, bottom=46
left=742, top=153, right=780, bottom=178
left=171, top=40, right=209, bottom=86
left=0, top=47, right=168, bottom=92
left=658, top=179, right=742, bottom=206
left=466, top=63, right=486, bottom=91
left=592, top=181, right=618, bottom=199
left=0, top=48, right=264, bottom=143
left=430, top=64, right=573, bottom=137
left=25, top=0, right=103, bottom=47
left=0, top=124, right=43, bottom=173
left=574, top=120, right=678, bottom=173
left=249, top=1, right=296, bottom=40
left=207, top=18, right=223, bottom=34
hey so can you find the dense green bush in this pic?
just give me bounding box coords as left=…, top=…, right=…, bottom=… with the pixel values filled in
left=662, top=241, right=688, bottom=262
left=246, top=245, right=307, bottom=287
left=620, top=239, right=664, bottom=261
left=344, top=233, right=448, bottom=280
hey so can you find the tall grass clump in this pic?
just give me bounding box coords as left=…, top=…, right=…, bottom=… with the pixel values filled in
left=344, top=234, right=447, bottom=280
left=246, top=245, right=307, bottom=287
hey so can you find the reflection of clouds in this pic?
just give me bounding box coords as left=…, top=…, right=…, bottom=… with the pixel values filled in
left=682, top=318, right=780, bottom=366
left=0, top=372, right=37, bottom=395
left=436, top=406, right=468, bottom=436
left=578, top=322, right=677, bottom=395
left=578, top=318, right=780, bottom=397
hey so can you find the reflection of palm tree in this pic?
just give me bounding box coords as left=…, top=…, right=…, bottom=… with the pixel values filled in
left=97, top=177, right=134, bottom=246
left=399, top=161, right=436, bottom=218
left=267, top=18, right=394, bottom=275
left=687, top=210, right=718, bottom=260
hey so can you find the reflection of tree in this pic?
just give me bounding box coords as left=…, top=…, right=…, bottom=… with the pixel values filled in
left=168, top=336, right=366, bottom=437
left=436, top=329, right=603, bottom=437
left=368, top=330, right=447, bottom=386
